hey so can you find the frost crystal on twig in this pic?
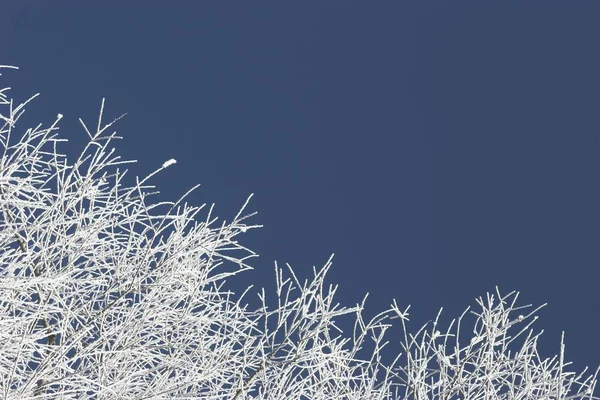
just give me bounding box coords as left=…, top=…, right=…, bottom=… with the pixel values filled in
left=162, top=158, right=177, bottom=169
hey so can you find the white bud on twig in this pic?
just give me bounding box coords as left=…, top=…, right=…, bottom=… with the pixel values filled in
left=162, top=159, right=177, bottom=169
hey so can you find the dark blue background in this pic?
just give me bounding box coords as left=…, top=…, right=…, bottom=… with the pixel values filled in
left=2, top=1, right=599, bottom=376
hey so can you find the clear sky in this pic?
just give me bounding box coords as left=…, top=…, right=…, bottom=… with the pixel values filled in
left=2, top=2, right=599, bottom=375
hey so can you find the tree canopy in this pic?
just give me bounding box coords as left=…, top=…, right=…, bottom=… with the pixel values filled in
left=0, top=65, right=597, bottom=399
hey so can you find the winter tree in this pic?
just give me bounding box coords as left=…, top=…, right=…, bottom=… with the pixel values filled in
left=0, top=65, right=597, bottom=399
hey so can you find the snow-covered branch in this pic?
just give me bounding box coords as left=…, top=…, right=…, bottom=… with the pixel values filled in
left=0, top=66, right=597, bottom=400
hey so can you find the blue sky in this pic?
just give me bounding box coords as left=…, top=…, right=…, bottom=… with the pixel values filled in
left=2, top=2, right=599, bottom=374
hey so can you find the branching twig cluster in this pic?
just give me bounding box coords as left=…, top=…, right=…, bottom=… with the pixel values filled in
left=0, top=66, right=597, bottom=400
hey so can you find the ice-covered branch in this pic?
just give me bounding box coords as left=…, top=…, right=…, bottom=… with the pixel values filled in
left=0, top=66, right=596, bottom=400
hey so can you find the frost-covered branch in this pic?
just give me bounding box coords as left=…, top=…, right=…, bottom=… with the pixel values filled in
left=0, top=66, right=597, bottom=400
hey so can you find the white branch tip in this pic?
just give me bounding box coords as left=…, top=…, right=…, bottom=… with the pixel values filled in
left=162, top=158, right=177, bottom=168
